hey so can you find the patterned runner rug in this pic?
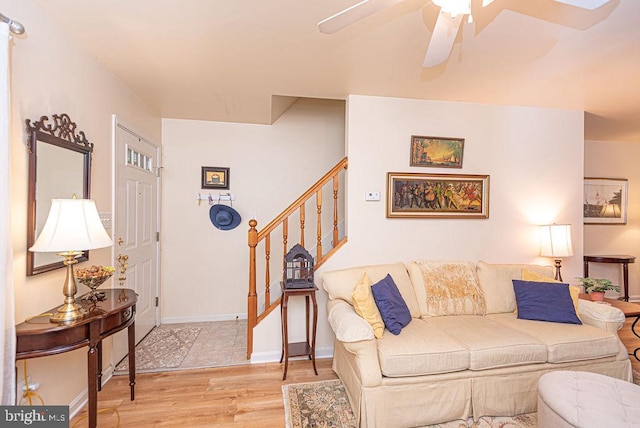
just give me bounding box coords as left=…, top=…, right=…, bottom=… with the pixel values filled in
left=283, top=379, right=537, bottom=428
left=114, top=325, right=203, bottom=374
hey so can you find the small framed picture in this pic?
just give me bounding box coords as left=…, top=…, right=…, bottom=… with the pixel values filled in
left=584, top=177, right=628, bottom=224
left=201, top=167, right=230, bottom=189
left=410, top=136, right=464, bottom=168
left=387, top=172, right=489, bottom=219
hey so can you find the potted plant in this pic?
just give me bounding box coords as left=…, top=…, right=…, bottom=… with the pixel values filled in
left=576, top=277, right=620, bottom=301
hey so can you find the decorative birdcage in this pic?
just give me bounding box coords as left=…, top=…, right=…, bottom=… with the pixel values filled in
left=283, top=244, right=314, bottom=289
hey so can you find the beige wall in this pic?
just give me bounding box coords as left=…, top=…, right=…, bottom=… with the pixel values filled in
left=584, top=140, right=640, bottom=300
left=5, top=0, right=161, bottom=412
left=160, top=98, right=346, bottom=322
left=254, top=95, right=586, bottom=359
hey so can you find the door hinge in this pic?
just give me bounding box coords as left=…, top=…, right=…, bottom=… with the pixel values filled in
left=156, top=166, right=163, bottom=178
left=155, top=296, right=159, bottom=307
left=156, top=231, right=160, bottom=242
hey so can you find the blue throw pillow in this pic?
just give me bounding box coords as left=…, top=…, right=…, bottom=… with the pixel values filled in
left=371, top=274, right=412, bottom=335
left=512, top=279, right=582, bottom=325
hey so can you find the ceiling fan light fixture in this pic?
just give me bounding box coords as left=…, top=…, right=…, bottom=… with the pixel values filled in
left=433, top=0, right=471, bottom=17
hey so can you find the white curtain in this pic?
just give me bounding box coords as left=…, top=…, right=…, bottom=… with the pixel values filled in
left=0, top=21, right=16, bottom=405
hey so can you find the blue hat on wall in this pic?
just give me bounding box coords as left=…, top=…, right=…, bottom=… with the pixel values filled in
left=209, top=204, right=242, bottom=230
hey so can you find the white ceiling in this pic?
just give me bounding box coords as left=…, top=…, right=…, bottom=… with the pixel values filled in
left=32, top=0, right=640, bottom=141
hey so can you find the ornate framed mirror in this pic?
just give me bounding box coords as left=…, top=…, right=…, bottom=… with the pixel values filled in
left=26, top=113, right=93, bottom=276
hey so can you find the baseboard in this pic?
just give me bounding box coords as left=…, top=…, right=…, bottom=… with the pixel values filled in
left=250, top=346, right=333, bottom=364
left=160, top=313, right=247, bottom=324
left=68, top=365, right=114, bottom=420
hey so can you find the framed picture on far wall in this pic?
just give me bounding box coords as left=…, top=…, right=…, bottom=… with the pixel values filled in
left=410, top=136, right=464, bottom=168
left=201, top=166, right=230, bottom=189
left=584, top=177, right=628, bottom=224
left=386, top=172, right=489, bottom=219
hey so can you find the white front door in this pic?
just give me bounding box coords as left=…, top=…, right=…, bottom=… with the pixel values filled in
left=112, top=118, right=160, bottom=363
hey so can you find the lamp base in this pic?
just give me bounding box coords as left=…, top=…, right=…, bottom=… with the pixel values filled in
left=49, top=251, right=88, bottom=324
left=50, top=302, right=87, bottom=324
left=554, top=258, right=563, bottom=282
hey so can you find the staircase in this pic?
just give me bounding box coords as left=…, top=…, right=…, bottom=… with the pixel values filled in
left=246, top=157, right=348, bottom=359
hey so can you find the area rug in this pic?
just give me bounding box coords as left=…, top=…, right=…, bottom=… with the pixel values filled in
left=114, top=325, right=202, bottom=374
left=283, top=379, right=537, bottom=428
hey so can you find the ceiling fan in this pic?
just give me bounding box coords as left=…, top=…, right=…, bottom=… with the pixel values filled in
left=318, top=0, right=612, bottom=67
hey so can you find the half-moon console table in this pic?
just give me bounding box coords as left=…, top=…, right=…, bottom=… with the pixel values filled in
left=15, top=288, right=137, bottom=428
left=583, top=255, right=636, bottom=302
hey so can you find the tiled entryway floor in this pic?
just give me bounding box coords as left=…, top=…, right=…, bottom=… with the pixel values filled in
left=176, top=319, right=249, bottom=369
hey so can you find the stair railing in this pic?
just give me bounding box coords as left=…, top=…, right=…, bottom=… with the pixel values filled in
left=247, top=157, right=348, bottom=359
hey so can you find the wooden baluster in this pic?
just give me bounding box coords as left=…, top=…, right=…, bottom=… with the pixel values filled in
left=247, top=219, right=258, bottom=360
left=299, top=204, right=305, bottom=248
left=333, top=174, right=339, bottom=247
left=264, top=233, right=271, bottom=310
left=316, top=189, right=322, bottom=262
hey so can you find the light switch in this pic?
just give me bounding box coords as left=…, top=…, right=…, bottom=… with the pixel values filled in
left=365, top=191, right=380, bottom=201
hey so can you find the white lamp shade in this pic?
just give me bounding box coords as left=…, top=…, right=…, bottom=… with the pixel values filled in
left=540, top=224, right=573, bottom=258
left=29, top=199, right=113, bottom=252
left=600, top=203, right=621, bottom=218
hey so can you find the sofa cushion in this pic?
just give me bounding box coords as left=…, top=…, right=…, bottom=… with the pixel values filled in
left=521, top=269, right=581, bottom=321
left=428, top=315, right=547, bottom=370
left=372, top=274, right=412, bottom=335
left=407, top=260, right=485, bottom=317
left=351, top=273, right=385, bottom=338
left=376, top=319, right=469, bottom=377
left=488, top=312, right=621, bottom=363
left=476, top=261, right=554, bottom=314
left=321, top=262, right=420, bottom=317
left=513, top=279, right=581, bottom=325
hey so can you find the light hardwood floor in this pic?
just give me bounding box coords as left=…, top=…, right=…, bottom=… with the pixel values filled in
left=71, top=358, right=337, bottom=427
left=71, top=316, right=640, bottom=427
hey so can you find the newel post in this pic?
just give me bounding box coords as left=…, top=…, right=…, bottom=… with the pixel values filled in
left=247, top=219, right=258, bottom=360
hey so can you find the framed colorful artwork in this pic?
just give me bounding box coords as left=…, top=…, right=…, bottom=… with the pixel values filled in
left=410, top=136, right=464, bottom=168
left=584, top=177, right=628, bottom=224
left=201, top=166, right=230, bottom=190
left=387, top=172, right=489, bottom=219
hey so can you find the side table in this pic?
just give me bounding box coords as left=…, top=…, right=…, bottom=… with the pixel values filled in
left=584, top=255, right=636, bottom=301
left=15, top=288, right=137, bottom=428
left=280, top=284, right=318, bottom=380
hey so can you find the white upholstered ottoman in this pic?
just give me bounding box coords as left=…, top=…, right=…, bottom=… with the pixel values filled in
left=537, top=371, right=640, bottom=428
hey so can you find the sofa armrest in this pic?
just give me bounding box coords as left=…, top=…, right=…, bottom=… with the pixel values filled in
left=578, top=299, right=625, bottom=333
left=327, top=299, right=375, bottom=342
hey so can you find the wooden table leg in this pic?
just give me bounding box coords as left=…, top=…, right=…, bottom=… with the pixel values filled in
left=305, top=295, right=310, bottom=360
left=282, top=294, right=289, bottom=380
left=88, top=323, right=100, bottom=428
left=97, top=341, right=103, bottom=392
left=128, top=320, right=136, bottom=401
left=311, top=292, right=318, bottom=376
left=623, top=262, right=630, bottom=301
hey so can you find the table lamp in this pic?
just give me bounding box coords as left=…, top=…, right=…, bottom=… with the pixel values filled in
left=539, top=224, right=573, bottom=282
left=29, top=198, right=113, bottom=323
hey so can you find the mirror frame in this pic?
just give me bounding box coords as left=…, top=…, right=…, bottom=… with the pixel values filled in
left=26, top=113, right=93, bottom=276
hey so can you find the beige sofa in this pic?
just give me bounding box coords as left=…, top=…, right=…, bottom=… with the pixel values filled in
left=322, top=261, right=632, bottom=427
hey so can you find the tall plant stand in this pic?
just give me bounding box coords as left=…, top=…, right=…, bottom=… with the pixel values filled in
left=279, top=284, right=318, bottom=380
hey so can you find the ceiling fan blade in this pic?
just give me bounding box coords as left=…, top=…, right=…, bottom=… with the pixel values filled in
left=552, top=0, right=611, bottom=10
left=423, top=12, right=463, bottom=67
left=318, top=0, right=405, bottom=34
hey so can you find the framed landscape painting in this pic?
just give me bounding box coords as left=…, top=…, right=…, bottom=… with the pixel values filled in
left=410, top=136, right=464, bottom=168
left=386, top=172, right=489, bottom=219
left=584, top=177, right=628, bottom=224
